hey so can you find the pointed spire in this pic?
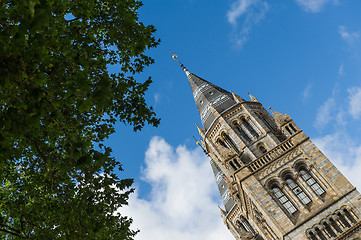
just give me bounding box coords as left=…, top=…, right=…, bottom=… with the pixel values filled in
left=269, top=107, right=292, bottom=128
left=219, top=206, right=227, bottom=216
left=195, top=123, right=205, bottom=138
left=247, top=92, right=259, bottom=102
left=172, top=52, right=237, bottom=130
left=170, top=50, right=190, bottom=76
left=230, top=90, right=245, bottom=103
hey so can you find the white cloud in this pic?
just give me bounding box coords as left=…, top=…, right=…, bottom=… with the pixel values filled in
left=227, top=0, right=255, bottom=25
left=313, top=132, right=361, bottom=190
left=339, top=25, right=360, bottom=45
left=338, top=63, right=344, bottom=76
left=227, top=0, right=268, bottom=48
left=301, top=83, right=313, bottom=101
left=348, top=87, right=361, bottom=119
left=314, top=97, right=336, bottom=129
left=295, top=0, right=333, bottom=12
left=118, top=137, right=233, bottom=240
left=154, top=93, right=160, bottom=106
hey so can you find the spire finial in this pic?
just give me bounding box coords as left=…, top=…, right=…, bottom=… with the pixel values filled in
left=169, top=50, right=190, bottom=76
left=247, top=92, right=259, bottom=102
left=230, top=90, right=245, bottom=103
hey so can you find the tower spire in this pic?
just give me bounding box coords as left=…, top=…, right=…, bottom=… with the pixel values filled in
left=170, top=50, right=190, bottom=76
left=172, top=53, right=237, bottom=130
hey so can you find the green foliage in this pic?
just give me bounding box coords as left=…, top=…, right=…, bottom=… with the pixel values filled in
left=0, top=0, right=160, bottom=239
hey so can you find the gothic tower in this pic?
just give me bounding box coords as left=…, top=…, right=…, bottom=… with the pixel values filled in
left=173, top=55, right=361, bottom=240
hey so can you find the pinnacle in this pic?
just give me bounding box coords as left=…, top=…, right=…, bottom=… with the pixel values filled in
left=247, top=92, right=259, bottom=102
left=269, top=107, right=291, bottom=128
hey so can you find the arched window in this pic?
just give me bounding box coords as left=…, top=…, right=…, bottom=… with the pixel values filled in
left=242, top=118, right=259, bottom=139
left=233, top=159, right=242, bottom=168
left=285, top=177, right=311, bottom=205
left=222, top=133, right=239, bottom=153
left=329, top=218, right=342, bottom=233
left=235, top=123, right=252, bottom=142
left=259, top=145, right=267, bottom=154
left=315, top=228, right=327, bottom=240
left=338, top=212, right=351, bottom=228
left=323, top=222, right=336, bottom=237
left=289, top=123, right=297, bottom=133
left=261, top=114, right=277, bottom=132
left=236, top=220, right=247, bottom=232
left=229, top=161, right=237, bottom=170
left=285, top=126, right=293, bottom=135
left=240, top=217, right=254, bottom=232
left=344, top=209, right=356, bottom=223
left=271, top=185, right=297, bottom=214
left=299, top=169, right=325, bottom=196
left=308, top=232, right=318, bottom=240
left=218, top=139, right=229, bottom=149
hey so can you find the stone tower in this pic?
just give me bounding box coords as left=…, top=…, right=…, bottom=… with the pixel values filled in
left=174, top=56, right=361, bottom=240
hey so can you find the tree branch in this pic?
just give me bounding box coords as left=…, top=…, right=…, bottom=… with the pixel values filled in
left=66, top=17, right=80, bottom=22
left=0, top=225, right=25, bottom=238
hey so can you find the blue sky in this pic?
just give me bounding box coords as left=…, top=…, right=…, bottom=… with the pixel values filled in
left=108, top=1, right=361, bottom=239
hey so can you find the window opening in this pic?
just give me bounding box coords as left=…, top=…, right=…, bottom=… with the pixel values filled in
left=262, top=114, right=276, bottom=132
left=242, top=118, right=259, bottom=138
left=234, top=160, right=242, bottom=168
left=272, top=186, right=297, bottom=214
left=289, top=123, right=297, bottom=133
left=218, top=139, right=229, bottom=149
left=309, top=232, right=318, bottom=240
left=299, top=169, right=325, bottom=195
left=236, top=124, right=251, bottom=142
left=315, top=228, right=327, bottom=240
left=324, top=222, right=336, bottom=237
left=229, top=161, right=237, bottom=170
left=223, top=133, right=239, bottom=153
left=285, top=177, right=311, bottom=205
left=338, top=213, right=351, bottom=228
left=241, top=217, right=253, bottom=232
left=236, top=220, right=247, bottom=232
left=330, top=218, right=342, bottom=233
left=344, top=209, right=356, bottom=223
left=285, top=126, right=293, bottom=135
left=259, top=145, right=267, bottom=154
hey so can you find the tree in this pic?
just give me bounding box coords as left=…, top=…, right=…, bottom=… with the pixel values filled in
left=0, top=0, right=159, bottom=239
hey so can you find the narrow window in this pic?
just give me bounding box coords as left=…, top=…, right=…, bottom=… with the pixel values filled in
left=344, top=209, right=356, bottom=223
left=315, top=228, right=327, bottom=240
left=223, top=133, right=239, bottom=153
left=241, top=217, right=254, bottom=232
left=330, top=218, right=342, bottom=233
left=324, top=222, right=336, bottom=237
left=242, top=118, right=259, bottom=138
left=289, top=123, right=297, bottom=133
left=299, top=169, right=325, bottom=196
left=285, top=126, right=293, bottom=135
left=218, top=139, right=229, bottom=149
left=309, top=232, right=318, bottom=240
left=338, top=213, right=351, bottom=228
left=234, top=160, right=242, bottom=168
left=285, top=177, right=311, bottom=205
left=272, top=186, right=297, bottom=214
left=262, top=114, right=276, bottom=132
left=236, top=220, right=247, bottom=232
left=229, top=161, right=237, bottom=170
left=236, top=124, right=252, bottom=142
left=259, top=145, right=267, bottom=154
